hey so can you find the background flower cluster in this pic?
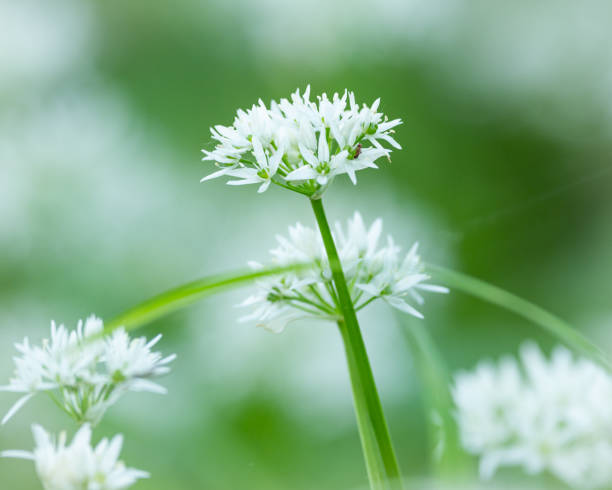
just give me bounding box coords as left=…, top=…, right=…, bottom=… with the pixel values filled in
left=1, top=316, right=175, bottom=489
left=453, top=343, right=612, bottom=488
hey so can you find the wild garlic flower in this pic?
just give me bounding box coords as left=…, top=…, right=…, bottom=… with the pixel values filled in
left=453, top=343, right=612, bottom=489
left=240, top=211, right=448, bottom=332
left=0, top=315, right=175, bottom=426
left=201, top=86, right=401, bottom=196
left=1, top=423, right=148, bottom=490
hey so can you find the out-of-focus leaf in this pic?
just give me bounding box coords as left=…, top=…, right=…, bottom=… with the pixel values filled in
left=426, top=264, right=611, bottom=370
left=398, top=314, right=471, bottom=477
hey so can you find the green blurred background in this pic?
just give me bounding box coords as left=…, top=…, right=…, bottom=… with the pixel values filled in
left=1, top=0, right=611, bottom=488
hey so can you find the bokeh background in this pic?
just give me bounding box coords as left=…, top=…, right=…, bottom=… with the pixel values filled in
left=1, top=0, right=611, bottom=488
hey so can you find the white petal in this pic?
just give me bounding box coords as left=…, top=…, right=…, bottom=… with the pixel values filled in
left=0, top=385, right=29, bottom=393
left=200, top=167, right=234, bottom=182
left=257, top=180, right=271, bottom=193
left=317, top=130, right=329, bottom=162
left=395, top=273, right=429, bottom=291
left=268, top=148, right=283, bottom=175
left=257, top=314, right=304, bottom=334
left=2, top=393, right=34, bottom=425
left=316, top=175, right=329, bottom=185
left=285, top=166, right=318, bottom=181
left=298, top=143, right=318, bottom=167
left=227, top=177, right=261, bottom=186
left=1, top=450, right=35, bottom=460
left=378, top=133, right=402, bottom=150
left=356, top=283, right=382, bottom=296
left=251, top=137, right=266, bottom=167
left=346, top=168, right=357, bottom=185
left=145, top=334, right=162, bottom=349
left=378, top=119, right=402, bottom=132
left=385, top=297, right=424, bottom=318
left=128, top=379, right=167, bottom=394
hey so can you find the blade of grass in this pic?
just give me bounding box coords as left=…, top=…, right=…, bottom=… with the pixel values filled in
left=397, top=314, right=470, bottom=477
left=104, top=264, right=306, bottom=334
left=425, top=263, right=611, bottom=370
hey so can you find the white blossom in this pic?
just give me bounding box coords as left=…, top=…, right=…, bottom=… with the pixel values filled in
left=1, top=423, right=148, bottom=490
left=0, top=316, right=175, bottom=426
left=201, top=86, right=401, bottom=196
left=240, top=211, right=447, bottom=332
left=104, top=328, right=176, bottom=394
left=453, top=343, right=612, bottom=488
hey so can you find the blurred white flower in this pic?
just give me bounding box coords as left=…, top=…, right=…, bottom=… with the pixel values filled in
left=1, top=423, right=148, bottom=490
left=453, top=342, right=612, bottom=488
left=105, top=329, right=177, bottom=393
left=201, top=87, right=401, bottom=196
left=0, top=317, right=175, bottom=426
left=240, top=211, right=447, bottom=332
left=0, top=0, right=92, bottom=93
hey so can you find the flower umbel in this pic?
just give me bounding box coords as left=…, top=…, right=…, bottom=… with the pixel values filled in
left=1, top=424, right=148, bottom=490
left=453, top=342, right=612, bottom=488
left=240, top=211, right=448, bottom=332
left=0, top=316, right=175, bottom=426
left=201, top=87, right=402, bottom=196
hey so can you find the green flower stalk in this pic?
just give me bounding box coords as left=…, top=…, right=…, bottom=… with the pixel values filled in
left=311, top=197, right=403, bottom=490
left=201, top=87, right=417, bottom=489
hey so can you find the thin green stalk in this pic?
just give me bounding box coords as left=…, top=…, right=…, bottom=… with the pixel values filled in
left=426, top=263, right=612, bottom=370
left=398, top=315, right=470, bottom=477
left=310, top=198, right=403, bottom=490
left=308, top=284, right=336, bottom=313
left=338, top=320, right=386, bottom=489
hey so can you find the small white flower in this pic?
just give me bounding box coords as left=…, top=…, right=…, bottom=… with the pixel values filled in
left=2, top=424, right=148, bottom=490
left=104, top=328, right=176, bottom=394
left=453, top=342, right=612, bottom=488
left=0, top=316, right=175, bottom=426
left=223, top=136, right=284, bottom=193
left=355, top=242, right=444, bottom=319
left=201, top=86, right=401, bottom=196
left=240, top=211, right=447, bottom=332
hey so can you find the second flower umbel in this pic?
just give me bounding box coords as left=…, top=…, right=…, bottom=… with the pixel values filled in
left=239, top=211, right=448, bottom=333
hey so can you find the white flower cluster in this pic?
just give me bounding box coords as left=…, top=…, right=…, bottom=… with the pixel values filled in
left=201, top=86, right=401, bottom=196
left=240, top=212, right=448, bottom=332
left=2, top=424, right=148, bottom=490
left=453, top=342, right=612, bottom=488
left=1, top=315, right=175, bottom=489
left=1, top=315, right=175, bottom=426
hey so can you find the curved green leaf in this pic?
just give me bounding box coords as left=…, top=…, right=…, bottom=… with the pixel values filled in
left=426, top=263, right=611, bottom=370
left=104, top=264, right=306, bottom=333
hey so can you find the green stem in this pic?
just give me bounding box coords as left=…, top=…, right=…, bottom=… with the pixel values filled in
left=310, top=198, right=403, bottom=490
left=338, top=320, right=386, bottom=489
